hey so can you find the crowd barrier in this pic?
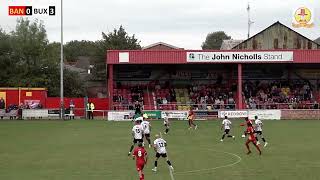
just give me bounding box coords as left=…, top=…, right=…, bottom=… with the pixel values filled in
left=107, top=109, right=320, bottom=121
left=0, top=109, right=19, bottom=119
left=3, top=109, right=319, bottom=120
left=19, top=109, right=109, bottom=120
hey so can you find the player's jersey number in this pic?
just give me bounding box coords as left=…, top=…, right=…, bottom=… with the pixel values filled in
left=138, top=150, right=142, bottom=157
left=158, top=142, right=165, bottom=147
left=135, top=129, right=141, bottom=133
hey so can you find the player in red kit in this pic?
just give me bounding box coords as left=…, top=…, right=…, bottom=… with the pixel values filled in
left=187, top=108, right=197, bottom=130
left=244, top=117, right=262, bottom=155
left=132, top=142, right=148, bottom=180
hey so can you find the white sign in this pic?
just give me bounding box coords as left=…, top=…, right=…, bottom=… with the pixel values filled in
left=22, top=109, right=49, bottom=118
left=219, top=111, right=248, bottom=118
left=161, top=111, right=188, bottom=119
left=108, top=111, right=134, bottom=121
left=119, top=52, right=129, bottom=63
left=187, top=51, right=293, bottom=63
left=248, top=110, right=281, bottom=120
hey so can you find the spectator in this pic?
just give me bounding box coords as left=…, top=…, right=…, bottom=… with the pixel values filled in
left=156, top=98, right=162, bottom=105
left=220, top=99, right=225, bottom=109
left=214, top=98, right=221, bottom=109
left=228, top=96, right=235, bottom=109
left=313, top=100, right=319, bottom=109
left=37, top=103, right=43, bottom=109
left=87, top=101, right=95, bottom=119
left=134, top=101, right=142, bottom=116
left=162, top=98, right=168, bottom=105
left=69, top=100, right=75, bottom=119
left=166, top=94, right=171, bottom=103
left=0, top=98, right=5, bottom=109
left=0, top=98, right=4, bottom=120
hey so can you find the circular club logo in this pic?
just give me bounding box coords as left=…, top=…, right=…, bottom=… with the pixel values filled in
left=292, top=7, right=314, bottom=28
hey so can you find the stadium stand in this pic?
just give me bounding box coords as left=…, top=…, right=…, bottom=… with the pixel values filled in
left=111, top=79, right=320, bottom=111
left=243, top=80, right=316, bottom=109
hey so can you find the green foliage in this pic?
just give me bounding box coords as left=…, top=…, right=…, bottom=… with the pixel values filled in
left=202, top=31, right=231, bottom=50
left=62, top=26, right=141, bottom=81
left=0, top=18, right=85, bottom=97
left=99, top=25, right=141, bottom=50
left=93, top=25, right=141, bottom=80
left=0, top=20, right=141, bottom=96
left=64, top=40, right=98, bottom=62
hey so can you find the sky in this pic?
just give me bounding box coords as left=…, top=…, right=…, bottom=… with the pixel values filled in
left=1, top=0, right=320, bottom=49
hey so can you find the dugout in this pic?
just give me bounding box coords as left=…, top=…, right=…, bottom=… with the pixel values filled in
left=106, top=50, right=320, bottom=110
left=0, top=87, right=47, bottom=109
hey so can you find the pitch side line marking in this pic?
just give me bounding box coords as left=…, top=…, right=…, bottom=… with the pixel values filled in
left=174, top=149, right=242, bottom=175
left=168, top=166, right=176, bottom=180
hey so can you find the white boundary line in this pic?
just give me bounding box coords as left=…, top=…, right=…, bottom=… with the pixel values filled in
left=168, top=166, right=175, bottom=180
left=174, top=149, right=242, bottom=175
left=160, top=132, right=175, bottom=180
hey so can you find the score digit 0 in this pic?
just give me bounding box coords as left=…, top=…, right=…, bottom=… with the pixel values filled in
left=26, top=6, right=32, bottom=16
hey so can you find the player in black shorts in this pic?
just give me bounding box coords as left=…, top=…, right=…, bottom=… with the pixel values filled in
left=135, top=101, right=142, bottom=116
left=128, top=120, right=144, bottom=156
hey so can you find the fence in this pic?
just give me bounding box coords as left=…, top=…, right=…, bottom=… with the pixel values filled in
left=20, top=108, right=109, bottom=119
left=45, top=97, right=109, bottom=117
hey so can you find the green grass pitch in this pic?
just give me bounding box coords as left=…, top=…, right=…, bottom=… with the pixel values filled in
left=0, top=119, right=319, bottom=180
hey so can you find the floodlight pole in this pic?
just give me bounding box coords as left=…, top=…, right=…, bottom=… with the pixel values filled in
left=247, top=3, right=254, bottom=39
left=60, top=0, right=64, bottom=119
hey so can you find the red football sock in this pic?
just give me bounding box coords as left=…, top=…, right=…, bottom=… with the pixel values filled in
left=255, top=144, right=262, bottom=154
left=245, top=141, right=251, bottom=152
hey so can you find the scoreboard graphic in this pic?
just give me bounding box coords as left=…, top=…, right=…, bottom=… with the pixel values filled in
left=9, top=6, right=55, bottom=16
left=7, top=0, right=56, bottom=16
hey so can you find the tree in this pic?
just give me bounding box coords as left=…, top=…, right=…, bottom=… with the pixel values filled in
left=201, top=31, right=231, bottom=50
left=64, top=40, right=98, bottom=62
left=0, top=18, right=85, bottom=97
left=93, top=25, right=141, bottom=80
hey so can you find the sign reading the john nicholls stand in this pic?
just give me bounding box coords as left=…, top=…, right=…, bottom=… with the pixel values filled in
left=187, top=51, right=293, bottom=63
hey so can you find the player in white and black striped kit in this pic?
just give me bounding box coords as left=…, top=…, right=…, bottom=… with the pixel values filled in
left=141, top=118, right=152, bottom=148
left=220, top=116, right=235, bottom=142
left=254, top=116, right=268, bottom=147
left=128, top=119, right=144, bottom=156
left=163, top=112, right=170, bottom=134
left=152, top=134, right=174, bottom=172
